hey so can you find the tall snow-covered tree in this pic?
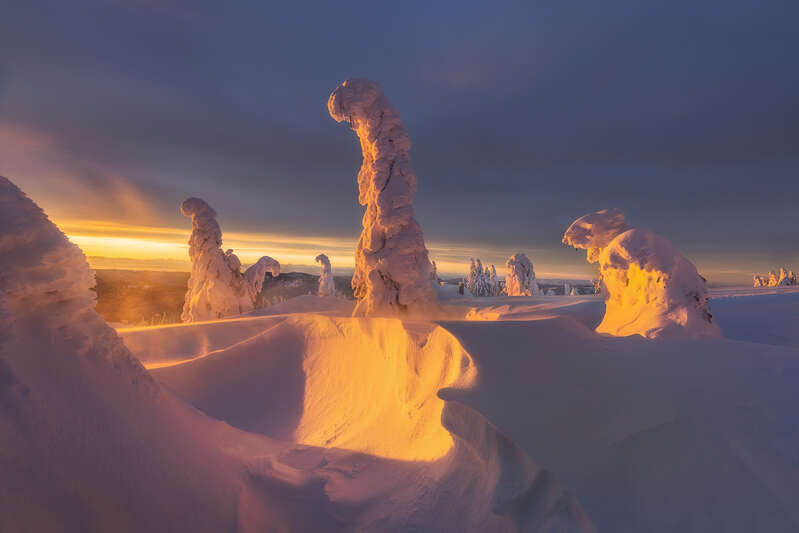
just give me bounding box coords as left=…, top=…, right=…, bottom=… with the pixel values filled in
left=328, top=79, right=438, bottom=317
left=563, top=208, right=720, bottom=339
left=180, top=198, right=279, bottom=322
left=505, top=253, right=540, bottom=296
left=315, top=253, right=335, bottom=297
left=487, top=264, right=500, bottom=296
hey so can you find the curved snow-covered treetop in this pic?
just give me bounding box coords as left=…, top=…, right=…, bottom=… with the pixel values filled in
left=180, top=197, right=279, bottom=322
left=563, top=209, right=720, bottom=340
left=315, top=253, right=335, bottom=297
left=328, top=79, right=438, bottom=316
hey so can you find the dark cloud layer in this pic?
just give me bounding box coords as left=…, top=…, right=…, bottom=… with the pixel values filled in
left=1, top=0, right=797, bottom=277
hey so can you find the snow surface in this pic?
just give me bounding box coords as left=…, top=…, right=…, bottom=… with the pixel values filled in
left=563, top=209, right=720, bottom=339
left=329, top=79, right=438, bottom=317
left=314, top=253, right=335, bottom=296
left=180, top=197, right=279, bottom=322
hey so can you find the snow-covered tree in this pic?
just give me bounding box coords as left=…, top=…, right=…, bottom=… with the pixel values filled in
left=465, top=258, right=494, bottom=296
left=591, top=277, right=604, bottom=295
left=315, top=253, right=335, bottom=297
left=754, top=268, right=798, bottom=287
left=564, top=281, right=572, bottom=296
left=563, top=208, right=719, bottom=339
left=430, top=260, right=440, bottom=282
left=180, top=198, right=279, bottom=322
left=487, top=264, right=500, bottom=296
left=505, top=253, right=540, bottom=296
left=328, top=79, right=438, bottom=316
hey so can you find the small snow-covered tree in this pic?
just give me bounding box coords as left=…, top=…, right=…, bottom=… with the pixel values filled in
left=505, top=253, right=539, bottom=296
left=430, top=260, right=441, bottom=282
left=754, top=268, right=798, bottom=287
left=564, top=281, right=572, bottom=296
left=487, top=264, right=500, bottom=296
left=180, top=198, right=279, bottom=322
left=328, top=79, right=438, bottom=316
left=465, top=258, right=494, bottom=296
left=563, top=208, right=719, bottom=339
left=315, top=253, right=335, bottom=297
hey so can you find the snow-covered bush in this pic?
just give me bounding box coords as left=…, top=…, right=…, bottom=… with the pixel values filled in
left=504, top=253, right=540, bottom=296
left=180, top=198, right=279, bottom=322
left=328, top=79, right=438, bottom=316
left=315, top=253, right=335, bottom=296
left=753, top=268, right=797, bottom=287
left=563, top=208, right=719, bottom=339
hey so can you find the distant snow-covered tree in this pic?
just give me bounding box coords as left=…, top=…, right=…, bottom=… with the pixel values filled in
left=754, top=267, right=798, bottom=287
left=315, top=253, right=335, bottom=297
left=505, top=253, right=540, bottom=296
left=328, top=79, right=438, bottom=316
left=180, top=198, right=279, bottom=322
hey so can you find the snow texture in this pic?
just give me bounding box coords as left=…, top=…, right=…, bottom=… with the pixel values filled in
left=180, top=197, right=279, bottom=322
left=328, top=79, right=438, bottom=317
left=563, top=209, right=720, bottom=339
left=315, top=253, right=335, bottom=296
left=754, top=268, right=797, bottom=287
left=504, top=253, right=540, bottom=296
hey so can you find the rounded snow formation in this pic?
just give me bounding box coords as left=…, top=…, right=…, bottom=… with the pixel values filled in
left=314, top=253, right=335, bottom=297
left=328, top=79, right=438, bottom=317
left=563, top=209, right=720, bottom=339
left=505, top=253, right=540, bottom=296
left=180, top=197, right=279, bottom=322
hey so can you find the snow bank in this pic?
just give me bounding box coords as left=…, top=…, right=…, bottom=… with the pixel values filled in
left=563, top=209, right=719, bottom=339
left=314, top=253, right=335, bottom=296
left=753, top=267, right=797, bottom=287
left=505, top=253, right=540, bottom=296
left=180, top=197, right=279, bottom=322
left=328, top=79, right=438, bottom=317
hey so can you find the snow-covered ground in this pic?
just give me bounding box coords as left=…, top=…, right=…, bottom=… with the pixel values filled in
left=4, top=173, right=798, bottom=531
left=112, top=286, right=799, bottom=532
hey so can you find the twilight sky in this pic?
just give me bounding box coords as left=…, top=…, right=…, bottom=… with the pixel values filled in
left=1, top=0, right=797, bottom=282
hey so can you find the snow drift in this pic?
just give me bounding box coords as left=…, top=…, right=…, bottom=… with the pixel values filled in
left=180, top=197, right=279, bottom=322
left=505, top=253, right=540, bottom=296
left=315, top=253, right=335, bottom=296
left=328, top=79, right=438, bottom=317
left=563, top=208, right=719, bottom=339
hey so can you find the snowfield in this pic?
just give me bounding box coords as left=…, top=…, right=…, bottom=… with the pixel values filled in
left=3, top=174, right=799, bottom=532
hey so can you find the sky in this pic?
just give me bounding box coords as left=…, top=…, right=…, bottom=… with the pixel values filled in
left=1, top=0, right=797, bottom=283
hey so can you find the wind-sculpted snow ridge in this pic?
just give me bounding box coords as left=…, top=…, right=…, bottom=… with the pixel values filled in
left=505, top=253, right=540, bottom=296
left=180, top=197, right=279, bottom=322
left=753, top=267, right=797, bottom=287
left=125, top=314, right=596, bottom=532
left=563, top=209, right=720, bottom=339
left=315, top=253, right=335, bottom=296
left=328, top=79, right=438, bottom=317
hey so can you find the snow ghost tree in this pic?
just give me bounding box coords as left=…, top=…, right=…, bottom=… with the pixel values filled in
left=487, top=264, right=500, bottom=296
left=430, top=260, right=440, bottom=282
left=328, top=79, right=438, bottom=316
left=505, top=253, right=539, bottom=296
left=466, top=259, right=493, bottom=296
left=753, top=268, right=797, bottom=287
left=563, top=208, right=720, bottom=339
left=180, top=198, right=279, bottom=322
left=315, top=253, right=335, bottom=297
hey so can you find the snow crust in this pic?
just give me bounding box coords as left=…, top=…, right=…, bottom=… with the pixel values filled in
left=563, top=209, right=720, bottom=339
left=314, top=253, right=335, bottom=296
left=505, top=253, right=540, bottom=296
left=328, top=79, right=438, bottom=317
left=180, top=197, right=279, bottom=322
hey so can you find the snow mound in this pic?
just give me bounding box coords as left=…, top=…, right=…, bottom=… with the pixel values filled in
left=563, top=209, right=720, bottom=339
left=180, top=197, right=279, bottom=322
left=329, top=79, right=438, bottom=317
left=505, top=253, right=540, bottom=296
